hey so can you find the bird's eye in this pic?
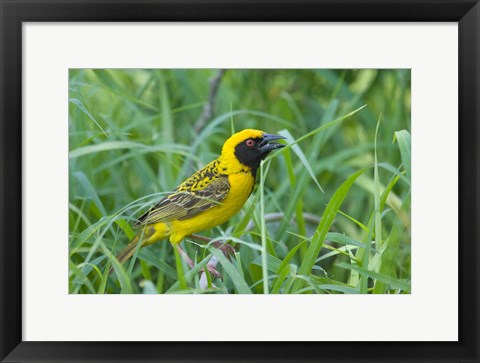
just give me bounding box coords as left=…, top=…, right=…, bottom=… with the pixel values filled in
left=245, top=139, right=255, bottom=148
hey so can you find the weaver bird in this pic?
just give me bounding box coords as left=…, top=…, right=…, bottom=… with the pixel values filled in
left=112, top=129, right=285, bottom=278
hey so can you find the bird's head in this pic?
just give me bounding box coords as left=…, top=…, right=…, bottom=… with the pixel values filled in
left=219, top=129, right=286, bottom=175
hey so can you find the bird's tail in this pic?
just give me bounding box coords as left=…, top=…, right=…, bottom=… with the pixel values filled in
left=116, top=233, right=143, bottom=265
left=110, top=223, right=170, bottom=274
left=109, top=233, right=143, bottom=275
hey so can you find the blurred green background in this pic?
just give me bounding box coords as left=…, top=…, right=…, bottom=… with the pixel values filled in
left=69, top=69, right=411, bottom=294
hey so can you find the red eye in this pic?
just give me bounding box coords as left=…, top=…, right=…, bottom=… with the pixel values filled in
left=246, top=139, right=255, bottom=148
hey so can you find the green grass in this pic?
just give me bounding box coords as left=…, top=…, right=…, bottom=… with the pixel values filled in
left=69, top=69, right=411, bottom=294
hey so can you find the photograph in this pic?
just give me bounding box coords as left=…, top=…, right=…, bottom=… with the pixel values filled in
left=68, top=69, right=411, bottom=294
left=3, top=1, right=479, bottom=361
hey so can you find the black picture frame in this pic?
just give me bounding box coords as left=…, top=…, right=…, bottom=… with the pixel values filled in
left=1, top=1, right=479, bottom=362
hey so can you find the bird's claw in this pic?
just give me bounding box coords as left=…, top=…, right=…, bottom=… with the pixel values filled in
left=213, top=241, right=235, bottom=260
left=203, top=265, right=223, bottom=281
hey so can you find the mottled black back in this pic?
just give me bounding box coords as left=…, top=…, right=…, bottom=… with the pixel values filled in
left=134, top=159, right=230, bottom=226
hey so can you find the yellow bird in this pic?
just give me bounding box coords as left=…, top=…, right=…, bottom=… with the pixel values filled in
left=113, top=129, right=285, bottom=277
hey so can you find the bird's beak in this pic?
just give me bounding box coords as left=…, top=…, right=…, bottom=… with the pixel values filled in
left=259, top=133, right=286, bottom=154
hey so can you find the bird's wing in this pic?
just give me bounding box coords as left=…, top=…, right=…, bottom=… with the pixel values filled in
left=134, top=172, right=230, bottom=226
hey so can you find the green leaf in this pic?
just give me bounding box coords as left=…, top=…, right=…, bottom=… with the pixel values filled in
left=101, top=243, right=134, bottom=294
left=115, top=219, right=135, bottom=240
left=326, top=232, right=369, bottom=250
left=73, top=171, right=107, bottom=216
left=291, top=168, right=368, bottom=292
left=279, top=129, right=324, bottom=193
left=158, top=71, right=174, bottom=142
left=271, top=240, right=307, bottom=294
left=265, top=104, right=367, bottom=162
left=337, top=262, right=410, bottom=291
left=394, top=130, right=411, bottom=180
left=69, top=98, right=108, bottom=137
left=69, top=141, right=192, bottom=159
left=209, top=248, right=252, bottom=294
left=165, top=254, right=213, bottom=293
left=251, top=254, right=283, bottom=273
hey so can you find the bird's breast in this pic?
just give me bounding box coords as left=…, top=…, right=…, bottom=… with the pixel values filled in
left=198, top=171, right=254, bottom=221
left=224, top=172, right=255, bottom=211
left=169, top=171, right=255, bottom=241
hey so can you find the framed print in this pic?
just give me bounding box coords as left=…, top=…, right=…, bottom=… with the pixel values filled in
left=1, top=1, right=479, bottom=362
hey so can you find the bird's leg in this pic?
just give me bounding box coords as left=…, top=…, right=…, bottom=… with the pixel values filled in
left=188, top=234, right=238, bottom=284
left=190, top=234, right=235, bottom=260
left=199, top=255, right=221, bottom=289
left=212, top=241, right=235, bottom=259
left=176, top=240, right=223, bottom=281
left=174, top=244, right=195, bottom=269
left=204, top=262, right=223, bottom=281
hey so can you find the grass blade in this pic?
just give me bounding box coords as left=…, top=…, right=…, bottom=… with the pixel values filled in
left=73, top=171, right=106, bottom=216
left=279, top=129, right=324, bottom=193
left=394, top=130, right=411, bottom=180
left=291, top=168, right=368, bottom=293
left=69, top=97, right=108, bottom=137
left=259, top=162, right=269, bottom=294
left=209, top=248, right=252, bottom=294
left=337, top=262, right=410, bottom=291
